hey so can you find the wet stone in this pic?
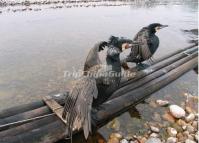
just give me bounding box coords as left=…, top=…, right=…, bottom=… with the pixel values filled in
left=176, top=119, right=187, bottom=126
left=169, top=105, right=185, bottom=119
left=108, top=137, right=120, bottom=143
left=156, top=100, right=169, bottom=106
left=166, top=137, right=177, bottom=143
left=145, top=137, right=162, bottom=143
left=185, top=139, right=196, bottom=143
left=150, top=133, right=159, bottom=138
left=167, top=127, right=177, bottom=137
left=187, top=134, right=194, bottom=140
left=109, top=133, right=123, bottom=140
left=177, top=133, right=186, bottom=142
left=162, top=112, right=175, bottom=123
left=120, top=139, right=128, bottom=143
left=185, top=106, right=194, bottom=114
left=191, top=121, right=198, bottom=129
left=186, top=125, right=195, bottom=134
left=185, top=113, right=195, bottom=122
left=150, top=126, right=160, bottom=133
left=152, top=112, right=162, bottom=122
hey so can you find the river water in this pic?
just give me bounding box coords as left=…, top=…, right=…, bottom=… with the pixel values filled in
left=0, top=0, right=198, bottom=142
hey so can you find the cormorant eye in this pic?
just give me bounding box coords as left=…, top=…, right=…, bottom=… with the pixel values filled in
left=155, top=26, right=161, bottom=31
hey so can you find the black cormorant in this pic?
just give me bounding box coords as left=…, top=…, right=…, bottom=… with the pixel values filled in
left=62, top=36, right=130, bottom=141
left=122, top=23, right=168, bottom=69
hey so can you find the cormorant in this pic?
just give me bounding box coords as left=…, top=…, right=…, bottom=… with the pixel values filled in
left=122, top=23, right=168, bottom=69
left=62, top=36, right=131, bottom=141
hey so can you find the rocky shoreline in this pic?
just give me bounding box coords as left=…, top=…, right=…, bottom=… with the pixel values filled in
left=107, top=93, right=198, bottom=143
left=0, top=0, right=135, bottom=14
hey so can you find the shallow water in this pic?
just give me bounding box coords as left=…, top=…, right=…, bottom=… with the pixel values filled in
left=0, top=0, right=198, bottom=142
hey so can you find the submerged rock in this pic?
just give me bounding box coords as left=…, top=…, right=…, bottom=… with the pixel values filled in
left=108, top=137, right=120, bottom=143
left=107, top=118, right=120, bottom=131
left=162, top=112, right=175, bottom=123
left=169, top=105, right=185, bottom=118
left=109, top=133, right=123, bottom=140
left=156, top=100, right=169, bottom=106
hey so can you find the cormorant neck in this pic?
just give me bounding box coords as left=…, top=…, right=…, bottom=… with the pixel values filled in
left=148, top=28, right=156, bottom=35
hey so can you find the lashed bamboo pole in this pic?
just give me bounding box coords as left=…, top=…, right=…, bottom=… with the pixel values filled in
left=120, top=46, right=198, bottom=87
left=0, top=115, right=57, bottom=138
left=0, top=44, right=196, bottom=120
left=0, top=53, right=197, bottom=143
left=0, top=93, right=66, bottom=119
left=0, top=106, right=51, bottom=131
left=0, top=47, right=197, bottom=132
left=95, top=56, right=198, bottom=126
left=109, top=51, right=198, bottom=99
left=148, top=43, right=198, bottom=65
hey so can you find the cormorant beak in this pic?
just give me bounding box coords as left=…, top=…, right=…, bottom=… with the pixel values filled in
left=155, top=25, right=168, bottom=32
left=159, top=25, right=168, bottom=29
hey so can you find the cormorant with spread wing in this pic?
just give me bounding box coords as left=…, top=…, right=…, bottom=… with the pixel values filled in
left=122, top=23, right=168, bottom=69
left=62, top=36, right=131, bottom=141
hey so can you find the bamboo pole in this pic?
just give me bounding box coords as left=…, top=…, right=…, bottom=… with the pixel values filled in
left=0, top=48, right=197, bottom=131
left=0, top=115, right=58, bottom=138
left=0, top=93, right=66, bottom=119
left=0, top=106, right=51, bottom=131
left=0, top=43, right=198, bottom=119
left=109, top=51, right=198, bottom=99
left=0, top=48, right=196, bottom=132
left=0, top=54, right=197, bottom=143
left=148, top=43, right=198, bottom=65
left=0, top=45, right=196, bottom=120
left=120, top=46, right=198, bottom=87
left=95, top=56, right=198, bottom=126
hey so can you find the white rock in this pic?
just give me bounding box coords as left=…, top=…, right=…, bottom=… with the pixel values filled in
left=169, top=105, right=185, bottom=118
left=120, top=139, right=128, bottom=143
left=150, top=126, right=160, bottom=133
left=166, top=137, right=177, bottom=143
left=156, top=100, right=169, bottom=106
left=150, top=133, right=159, bottom=138
left=185, top=139, right=196, bottom=143
left=145, top=138, right=161, bottom=143
left=185, top=113, right=195, bottom=122
left=167, top=127, right=177, bottom=137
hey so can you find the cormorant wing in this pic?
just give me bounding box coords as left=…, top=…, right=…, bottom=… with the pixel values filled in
left=62, top=77, right=98, bottom=139
left=132, top=27, right=153, bottom=61
left=84, top=42, right=105, bottom=73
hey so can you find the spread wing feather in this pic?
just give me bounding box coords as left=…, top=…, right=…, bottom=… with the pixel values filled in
left=84, top=42, right=103, bottom=73
left=62, top=77, right=98, bottom=139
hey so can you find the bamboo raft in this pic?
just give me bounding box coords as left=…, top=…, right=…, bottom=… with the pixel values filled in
left=0, top=43, right=198, bottom=143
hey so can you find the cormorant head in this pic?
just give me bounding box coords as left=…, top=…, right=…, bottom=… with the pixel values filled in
left=148, top=23, right=168, bottom=34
